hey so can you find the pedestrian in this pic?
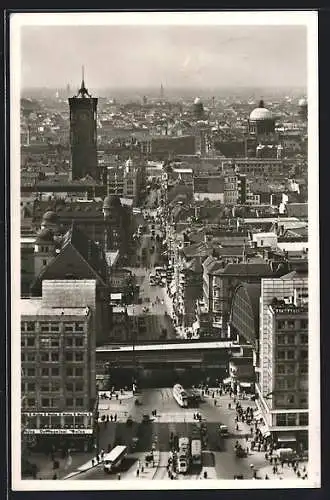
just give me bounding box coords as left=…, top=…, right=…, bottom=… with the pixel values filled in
left=141, top=465, right=144, bottom=473
left=236, top=423, right=239, bottom=431
left=273, top=466, right=276, bottom=475
left=96, top=455, right=100, bottom=464
left=110, top=414, right=113, bottom=422
left=114, top=414, right=117, bottom=422
left=214, top=400, right=217, bottom=407
left=265, top=474, right=269, bottom=480
left=52, top=473, right=57, bottom=480
left=228, top=403, right=231, bottom=410
left=117, top=473, right=121, bottom=480
left=92, top=458, right=95, bottom=467
left=265, top=452, right=268, bottom=461
left=136, top=469, right=140, bottom=477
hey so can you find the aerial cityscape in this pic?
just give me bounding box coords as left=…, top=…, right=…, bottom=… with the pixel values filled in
left=16, top=16, right=316, bottom=486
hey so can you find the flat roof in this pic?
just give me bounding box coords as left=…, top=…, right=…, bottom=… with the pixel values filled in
left=21, top=298, right=90, bottom=317
left=97, top=340, right=241, bottom=352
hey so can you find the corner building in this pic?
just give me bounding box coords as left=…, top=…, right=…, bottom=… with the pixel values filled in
left=21, top=280, right=97, bottom=452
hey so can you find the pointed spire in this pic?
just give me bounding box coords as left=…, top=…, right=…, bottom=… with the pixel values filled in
left=77, top=65, right=91, bottom=98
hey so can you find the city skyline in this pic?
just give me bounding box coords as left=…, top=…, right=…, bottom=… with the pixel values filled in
left=20, top=24, right=307, bottom=90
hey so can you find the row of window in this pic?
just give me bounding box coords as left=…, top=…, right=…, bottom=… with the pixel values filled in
left=276, top=363, right=308, bottom=375
left=273, top=393, right=305, bottom=406
left=275, top=378, right=308, bottom=391
left=22, top=381, right=86, bottom=393
left=21, top=337, right=86, bottom=348
left=25, top=397, right=85, bottom=408
left=22, top=367, right=85, bottom=377
left=21, top=321, right=85, bottom=333
left=276, top=413, right=308, bottom=426
left=276, top=333, right=308, bottom=345
left=276, top=349, right=308, bottom=361
left=25, top=416, right=90, bottom=427
left=277, top=319, right=308, bottom=330
left=22, top=351, right=85, bottom=363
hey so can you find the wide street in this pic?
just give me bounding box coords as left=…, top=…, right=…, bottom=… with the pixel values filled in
left=73, top=388, right=267, bottom=481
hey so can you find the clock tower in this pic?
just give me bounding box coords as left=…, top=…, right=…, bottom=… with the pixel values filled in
left=68, top=68, right=98, bottom=180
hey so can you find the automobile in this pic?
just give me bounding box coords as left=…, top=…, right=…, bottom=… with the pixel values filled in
left=126, top=416, right=133, bottom=426
left=218, top=424, right=229, bottom=437
left=142, top=414, right=150, bottom=423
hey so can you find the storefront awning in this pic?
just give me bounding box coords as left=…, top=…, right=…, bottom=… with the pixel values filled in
left=223, top=377, right=231, bottom=385
left=278, top=435, right=297, bottom=443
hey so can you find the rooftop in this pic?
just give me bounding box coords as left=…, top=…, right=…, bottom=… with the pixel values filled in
left=21, top=298, right=90, bottom=317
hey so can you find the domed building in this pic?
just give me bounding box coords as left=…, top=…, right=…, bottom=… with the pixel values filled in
left=34, top=227, right=56, bottom=277
left=193, top=97, right=204, bottom=120
left=40, top=210, right=59, bottom=230
left=248, top=100, right=275, bottom=136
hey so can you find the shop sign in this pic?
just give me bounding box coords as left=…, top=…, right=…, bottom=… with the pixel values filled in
left=24, top=429, right=93, bottom=435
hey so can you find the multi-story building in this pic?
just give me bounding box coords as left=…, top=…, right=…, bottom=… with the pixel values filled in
left=256, top=276, right=308, bottom=449
left=106, top=158, right=145, bottom=205
left=21, top=279, right=97, bottom=453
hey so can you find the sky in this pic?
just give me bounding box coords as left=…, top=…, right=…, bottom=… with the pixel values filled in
left=20, top=24, right=307, bottom=90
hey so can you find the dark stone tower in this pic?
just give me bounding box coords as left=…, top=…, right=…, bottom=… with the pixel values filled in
left=68, top=67, right=98, bottom=180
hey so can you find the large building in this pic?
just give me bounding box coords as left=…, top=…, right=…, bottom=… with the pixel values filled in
left=21, top=279, right=97, bottom=453
left=68, top=74, right=98, bottom=180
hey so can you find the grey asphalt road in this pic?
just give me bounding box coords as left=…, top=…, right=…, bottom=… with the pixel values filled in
left=78, top=388, right=267, bottom=480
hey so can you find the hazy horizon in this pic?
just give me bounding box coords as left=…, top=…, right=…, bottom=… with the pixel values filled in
left=21, top=24, right=307, bottom=90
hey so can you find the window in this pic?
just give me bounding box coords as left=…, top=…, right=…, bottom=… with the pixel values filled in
left=299, top=413, right=308, bottom=425
left=277, top=335, right=285, bottom=345
left=75, top=398, right=84, bottom=407
left=27, top=383, right=35, bottom=392
left=40, top=353, right=49, bottom=362
left=50, top=323, right=60, bottom=332
left=65, top=352, right=73, bottom=362
left=51, top=352, right=59, bottom=362
left=300, top=349, right=308, bottom=360
left=287, top=414, right=297, bottom=426
left=299, top=395, right=308, bottom=406
left=41, top=368, right=49, bottom=376
left=27, top=398, right=36, bottom=407
left=276, top=364, right=285, bottom=374
left=277, top=350, right=285, bottom=360
left=74, top=322, right=84, bottom=333
left=287, top=364, right=295, bottom=375
left=66, top=382, right=73, bottom=392
left=41, top=398, right=50, bottom=407
left=300, top=364, right=308, bottom=375
left=64, top=324, right=74, bottom=332
left=66, top=367, right=73, bottom=377
left=75, top=382, right=84, bottom=392
left=75, top=352, right=83, bottom=362
left=276, top=414, right=286, bottom=426
left=300, top=319, right=308, bottom=329
left=41, top=383, right=50, bottom=392
left=66, top=398, right=73, bottom=407
left=277, top=321, right=285, bottom=330
left=287, top=394, right=295, bottom=405
left=286, top=379, right=296, bottom=389
left=66, top=337, right=73, bottom=347
left=21, top=353, right=25, bottom=362
left=287, top=350, right=295, bottom=360
left=27, top=368, right=35, bottom=377
left=76, top=368, right=83, bottom=376
left=75, top=338, right=84, bottom=347
left=52, top=367, right=59, bottom=376
left=277, top=379, right=285, bottom=389
left=51, top=339, right=60, bottom=347
left=287, top=320, right=295, bottom=329
left=27, top=338, right=35, bottom=347
left=300, top=334, right=308, bottom=344
left=286, top=334, right=295, bottom=345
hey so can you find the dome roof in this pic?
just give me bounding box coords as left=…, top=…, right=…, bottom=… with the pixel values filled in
left=35, top=228, right=54, bottom=243
left=42, top=210, right=58, bottom=223
left=103, top=195, right=122, bottom=210
left=250, top=107, right=272, bottom=121
left=298, top=98, right=307, bottom=107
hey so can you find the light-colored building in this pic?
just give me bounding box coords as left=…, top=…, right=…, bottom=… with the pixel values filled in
left=21, top=279, right=97, bottom=452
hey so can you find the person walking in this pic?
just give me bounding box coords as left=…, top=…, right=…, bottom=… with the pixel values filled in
left=117, top=472, right=121, bottom=480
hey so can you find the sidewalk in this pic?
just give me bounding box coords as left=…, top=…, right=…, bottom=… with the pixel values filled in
left=27, top=450, right=97, bottom=480
left=257, top=460, right=309, bottom=481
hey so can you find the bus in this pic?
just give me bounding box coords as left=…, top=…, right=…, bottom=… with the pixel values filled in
left=103, top=445, right=128, bottom=473
left=173, top=384, right=188, bottom=408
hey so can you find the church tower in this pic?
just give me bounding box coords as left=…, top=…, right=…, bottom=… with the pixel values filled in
left=68, top=67, right=98, bottom=180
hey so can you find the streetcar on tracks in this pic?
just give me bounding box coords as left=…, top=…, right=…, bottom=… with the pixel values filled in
left=173, top=384, right=188, bottom=408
